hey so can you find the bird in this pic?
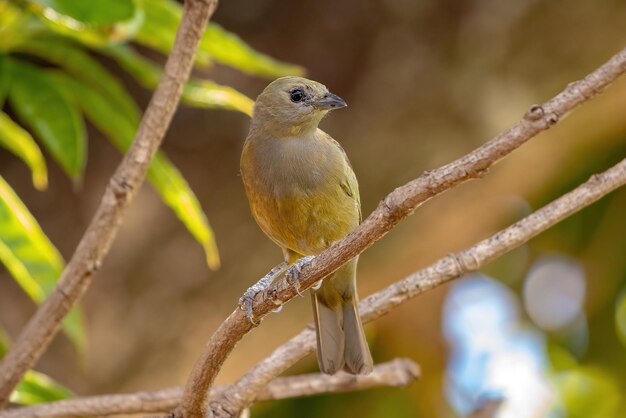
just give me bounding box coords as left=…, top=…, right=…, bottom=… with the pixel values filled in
left=240, top=76, right=373, bottom=375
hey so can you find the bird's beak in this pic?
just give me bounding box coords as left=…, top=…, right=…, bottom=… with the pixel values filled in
left=311, top=93, right=347, bottom=110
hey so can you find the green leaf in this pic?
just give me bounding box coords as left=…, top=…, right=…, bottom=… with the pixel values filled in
left=0, top=1, right=42, bottom=52
left=183, top=79, right=254, bottom=116
left=17, top=0, right=143, bottom=46
left=135, top=0, right=211, bottom=65
left=0, top=176, right=86, bottom=350
left=14, top=36, right=140, bottom=125
left=0, top=178, right=63, bottom=298
left=6, top=58, right=86, bottom=180
left=106, top=45, right=254, bottom=115
left=136, top=0, right=304, bottom=77
left=0, top=112, right=48, bottom=190
left=11, top=370, right=74, bottom=405
left=147, top=155, right=221, bottom=269
left=201, top=23, right=305, bottom=78
left=51, top=73, right=221, bottom=269
left=31, top=0, right=135, bottom=25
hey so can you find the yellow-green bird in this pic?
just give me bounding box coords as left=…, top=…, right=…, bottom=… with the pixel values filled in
left=240, top=76, right=373, bottom=375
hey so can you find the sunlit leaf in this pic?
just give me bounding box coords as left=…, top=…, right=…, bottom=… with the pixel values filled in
left=0, top=178, right=62, bottom=299
left=18, top=0, right=143, bottom=46
left=105, top=45, right=254, bottom=115
left=14, top=36, right=140, bottom=125
left=0, top=176, right=86, bottom=350
left=11, top=370, right=74, bottom=405
left=31, top=0, right=135, bottom=25
left=0, top=112, right=48, bottom=190
left=136, top=0, right=304, bottom=77
left=147, top=156, right=221, bottom=269
left=51, top=73, right=221, bottom=269
left=136, top=0, right=210, bottom=65
left=0, top=1, right=42, bottom=52
left=183, top=79, right=254, bottom=116
left=201, top=23, right=305, bottom=78
left=7, top=58, right=86, bottom=180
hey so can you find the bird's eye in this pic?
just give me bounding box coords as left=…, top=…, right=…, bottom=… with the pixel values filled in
left=290, top=88, right=305, bottom=103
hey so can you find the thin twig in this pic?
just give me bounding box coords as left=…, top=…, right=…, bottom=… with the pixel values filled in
left=0, top=0, right=219, bottom=407
left=213, top=156, right=626, bottom=416
left=176, top=46, right=626, bottom=418
left=0, top=359, right=419, bottom=418
left=257, top=357, right=419, bottom=399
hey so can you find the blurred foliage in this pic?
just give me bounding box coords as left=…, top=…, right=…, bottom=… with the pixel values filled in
left=552, top=367, right=621, bottom=418
left=0, top=0, right=301, bottom=408
left=0, top=176, right=85, bottom=350
left=104, top=44, right=254, bottom=115
left=0, top=112, right=47, bottom=190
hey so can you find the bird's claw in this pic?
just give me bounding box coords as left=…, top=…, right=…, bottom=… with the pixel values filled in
left=239, top=290, right=260, bottom=326
left=238, top=256, right=315, bottom=323
left=238, top=275, right=273, bottom=326
left=239, top=261, right=289, bottom=325
left=287, top=255, right=315, bottom=297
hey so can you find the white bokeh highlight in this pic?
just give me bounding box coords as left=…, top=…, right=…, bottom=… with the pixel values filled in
left=523, top=256, right=586, bottom=331
left=443, top=275, right=556, bottom=418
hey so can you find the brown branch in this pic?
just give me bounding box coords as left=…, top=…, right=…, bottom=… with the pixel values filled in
left=0, top=0, right=219, bottom=407
left=176, top=46, right=626, bottom=417
left=213, top=156, right=626, bottom=416
left=256, top=357, right=419, bottom=399
left=0, top=359, right=419, bottom=418
left=4, top=157, right=626, bottom=418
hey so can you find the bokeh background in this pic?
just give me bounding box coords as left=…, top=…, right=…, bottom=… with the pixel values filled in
left=2, top=0, right=626, bottom=416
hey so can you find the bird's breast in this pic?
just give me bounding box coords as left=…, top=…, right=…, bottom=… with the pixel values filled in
left=241, top=134, right=358, bottom=255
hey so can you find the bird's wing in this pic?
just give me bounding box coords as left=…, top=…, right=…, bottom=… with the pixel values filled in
left=341, top=164, right=361, bottom=222
left=318, top=130, right=362, bottom=222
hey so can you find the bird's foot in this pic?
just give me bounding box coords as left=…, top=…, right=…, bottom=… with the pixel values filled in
left=239, top=261, right=289, bottom=325
left=287, top=255, right=316, bottom=297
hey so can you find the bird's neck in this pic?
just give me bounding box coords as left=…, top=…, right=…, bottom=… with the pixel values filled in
left=250, top=109, right=322, bottom=139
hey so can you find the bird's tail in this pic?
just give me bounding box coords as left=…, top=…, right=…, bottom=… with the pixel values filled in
left=310, top=264, right=372, bottom=375
left=342, top=297, right=373, bottom=374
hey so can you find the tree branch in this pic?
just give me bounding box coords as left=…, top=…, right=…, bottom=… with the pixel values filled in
left=176, top=46, right=626, bottom=417
left=213, top=156, right=626, bottom=416
left=3, top=157, right=625, bottom=418
left=0, top=0, right=219, bottom=407
left=0, top=359, right=419, bottom=418
left=6, top=154, right=625, bottom=418
left=255, top=357, right=419, bottom=399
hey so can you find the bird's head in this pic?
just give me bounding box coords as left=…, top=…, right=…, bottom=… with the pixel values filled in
left=251, top=76, right=347, bottom=137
